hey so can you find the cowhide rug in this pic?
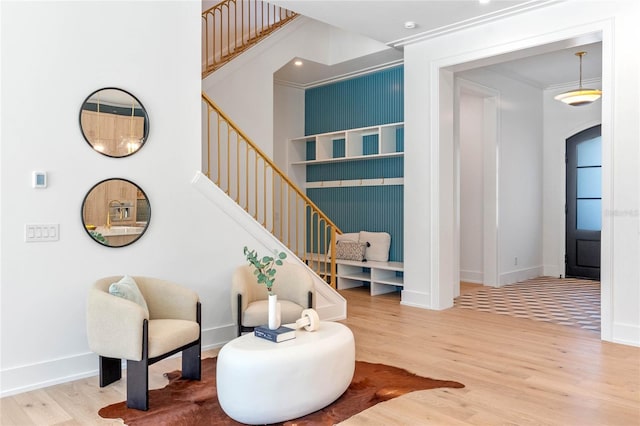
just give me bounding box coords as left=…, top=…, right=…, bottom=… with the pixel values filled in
left=99, top=357, right=464, bottom=425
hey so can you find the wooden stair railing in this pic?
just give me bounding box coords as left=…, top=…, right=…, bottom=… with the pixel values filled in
left=202, top=0, right=298, bottom=78
left=202, top=93, right=341, bottom=288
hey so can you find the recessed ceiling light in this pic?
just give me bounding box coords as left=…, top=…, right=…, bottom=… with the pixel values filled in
left=404, top=21, right=416, bottom=29
left=479, top=0, right=490, bottom=4
left=294, top=60, right=303, bottom=66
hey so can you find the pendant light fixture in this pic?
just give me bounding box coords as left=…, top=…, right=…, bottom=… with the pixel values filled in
left=554, top=51, right=602, bottom=106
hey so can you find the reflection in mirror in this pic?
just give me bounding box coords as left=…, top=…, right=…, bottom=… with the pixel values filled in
left=79, top=88, right=149, bottom=157
left=82, top=178, right=151, bottom=247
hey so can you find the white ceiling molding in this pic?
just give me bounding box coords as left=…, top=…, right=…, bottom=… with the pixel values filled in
left=275, top=58, right=404, bottom=90
left=390, top=0, right=564, bottom=48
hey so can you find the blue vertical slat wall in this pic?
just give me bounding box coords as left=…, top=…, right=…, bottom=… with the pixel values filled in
left=305, top=66, right=404, bottom=135
left=304, top=66, right=404, bottom=262
left=332, top=138, right=345, bottom=158
left=306, top=140, right=316, bottom=161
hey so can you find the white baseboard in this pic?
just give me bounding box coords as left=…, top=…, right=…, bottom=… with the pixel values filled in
left=0, top=325, right=235, bottom=398
left=499, top=266, right=543, bottom=286
left=460, top=270, right=483, bottom=284
left=400, top=289, right=431, bottom=309
left=0, top=352, right=98, bottom=398
left=611, top=322, right=640, bottom=347
left=542, top=264, right=564, bottom=278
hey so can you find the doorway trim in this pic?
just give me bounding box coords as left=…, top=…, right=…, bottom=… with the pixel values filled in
left=426, top=22, right=613, bottom=340
left=454, top=78, right=500, bottom=297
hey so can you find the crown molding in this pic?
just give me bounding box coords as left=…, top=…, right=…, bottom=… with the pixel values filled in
left=274, top=59, right=404, bottom=90
left=390, top=0, right=563, bottom=48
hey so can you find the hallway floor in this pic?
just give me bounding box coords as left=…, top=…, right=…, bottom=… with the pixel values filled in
left=455, top=277, right=601, bottom=332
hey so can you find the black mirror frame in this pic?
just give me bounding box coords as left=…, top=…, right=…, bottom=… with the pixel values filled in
left=81, top=178, right=151, bottom=248
left=79, top=87, right=150, bottom=158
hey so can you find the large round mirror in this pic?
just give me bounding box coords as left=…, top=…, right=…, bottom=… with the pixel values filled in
left=82, top=178, right=151, bottom=247
left=79, top=88, right=149, bottom=157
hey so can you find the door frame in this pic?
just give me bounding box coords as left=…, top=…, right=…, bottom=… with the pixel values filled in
left=425, top=23, right=613, bottom=340
left=454, top=78, right=500, bottom=297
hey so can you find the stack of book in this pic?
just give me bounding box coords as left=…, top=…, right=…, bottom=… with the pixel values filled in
left=254, top=325, right=296, bottom=342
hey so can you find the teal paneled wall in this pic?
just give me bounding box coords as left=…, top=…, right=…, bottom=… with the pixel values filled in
left=307, top=157, right=403, bottom=182
left=305, top=66, right=403, bottom=135
left=363, top=134, right=379, bottom=155
left=308, top=186, right=403, bottom=262
left=306, top=140, right=316, bottom=161
left=396, top=127, right=404, bottom=152
left=304, top=66, right=404, bottom=261
left=333, top=138, right=345, bottom=158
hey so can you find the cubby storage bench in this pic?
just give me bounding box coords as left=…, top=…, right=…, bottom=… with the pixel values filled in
left=336, top=259, right=403, bottom=296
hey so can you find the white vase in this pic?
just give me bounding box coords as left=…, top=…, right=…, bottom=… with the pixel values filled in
left=268, top=293, right=281, bottom=330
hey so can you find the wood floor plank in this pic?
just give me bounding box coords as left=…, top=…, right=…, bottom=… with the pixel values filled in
left=10, top=389, right=73, bottom=425
left=1, top=287, right=638, bottom=425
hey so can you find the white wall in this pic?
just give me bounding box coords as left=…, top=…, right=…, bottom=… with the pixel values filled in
left=0, top=0, right=280, bottom=396
left=542, top=85, right=602, bottom=278
left=404, top=0, right=639, bottom=346
left=273, top=83, right=305, bottom=170
left=459, top=91, right=485, bottom=283
left=457, top=69, right=544, bottom=286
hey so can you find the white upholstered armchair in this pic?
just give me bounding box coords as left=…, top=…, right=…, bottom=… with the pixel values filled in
left=87, top=276, right=201, bottom=410
left=232, top=262, right=315, bottom=336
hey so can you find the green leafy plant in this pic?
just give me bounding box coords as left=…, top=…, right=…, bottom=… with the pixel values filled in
left=90, top=231, right=108, bottom=244
left=243, top=246, right=287, bottom=294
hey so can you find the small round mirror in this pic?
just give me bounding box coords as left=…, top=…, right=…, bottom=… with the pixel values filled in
left=82, top=178, right=151, bottom=247
left=79, top=88, right=149, bottom=157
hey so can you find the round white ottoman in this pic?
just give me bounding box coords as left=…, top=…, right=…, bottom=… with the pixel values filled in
left=216, top=321, right=355, bottom=425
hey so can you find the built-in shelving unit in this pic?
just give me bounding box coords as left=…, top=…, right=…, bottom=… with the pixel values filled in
left=336, top=259, right=404, bottom=296
left=289, top=122, right=403, bottom=165
left=287, top=122, right=404, bottom=189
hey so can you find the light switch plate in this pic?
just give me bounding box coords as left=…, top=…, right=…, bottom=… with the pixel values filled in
left=25, top=224, right=59, bottom=242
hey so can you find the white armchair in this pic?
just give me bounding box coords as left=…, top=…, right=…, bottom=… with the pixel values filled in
left=231, top=262, right=314, bottom=336
left=87, top=276, right=201, bottom=410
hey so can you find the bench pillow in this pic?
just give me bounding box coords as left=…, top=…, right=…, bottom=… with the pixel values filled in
left=327, top=232, right=359, bottom=257
left=359, top=231, right=391, bottom=262
left=335, top=240, right=369, bottom=262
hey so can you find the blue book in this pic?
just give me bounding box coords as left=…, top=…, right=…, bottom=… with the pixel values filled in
left=254, top=325, right=296, bottom=342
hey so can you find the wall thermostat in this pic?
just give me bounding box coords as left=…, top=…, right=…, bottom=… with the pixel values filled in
left=33, top=171, right=47, bottom=188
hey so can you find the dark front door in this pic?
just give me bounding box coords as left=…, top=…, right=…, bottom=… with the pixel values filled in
left=566, top=125, right=601, bottom=280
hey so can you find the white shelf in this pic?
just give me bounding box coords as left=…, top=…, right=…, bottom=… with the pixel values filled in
left=288, top=122, right=404, bottom=170
left=306, top=177, right=403, bottom=189
left=336, top=259, right=403, bottom=296
left=291, top=151, right=403, bottom=166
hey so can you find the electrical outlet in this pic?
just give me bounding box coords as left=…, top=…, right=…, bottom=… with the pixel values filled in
left=25, top=224, right=59, bottom=242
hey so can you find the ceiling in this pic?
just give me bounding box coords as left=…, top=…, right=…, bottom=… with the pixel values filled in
left=271, top=0, right=602, bottom=90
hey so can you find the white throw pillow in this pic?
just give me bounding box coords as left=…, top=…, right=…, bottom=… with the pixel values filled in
left=109, top=275, right=149, bottom=316
left=327, top=232, right=359, bottom=257
left=359, top=231, right=391, bottom=262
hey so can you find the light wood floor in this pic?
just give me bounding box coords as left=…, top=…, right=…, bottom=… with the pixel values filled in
left=2, top=286, right=639, bottom=425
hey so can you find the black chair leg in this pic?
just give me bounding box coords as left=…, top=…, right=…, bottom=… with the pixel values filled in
left=181, top=342, right=201, bottom=380
left=126, top=358, right=149, bottom=411
left=99, top=356, right=121, bottom=387
left=237, top=293, right=243, bottom=336
left=127, top=319, right=149, bottom=411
